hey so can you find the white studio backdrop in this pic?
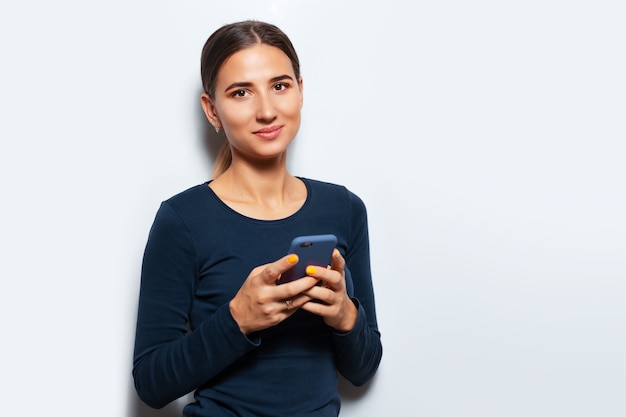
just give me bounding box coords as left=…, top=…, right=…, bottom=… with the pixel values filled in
left=1, top=1, right=624, bottom=416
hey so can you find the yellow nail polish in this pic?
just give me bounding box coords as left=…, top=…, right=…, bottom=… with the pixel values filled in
left=306, top=266, right=317, bottom=275
left=333, top=249, right=339, bottom=257
left=288, top=254, right=298, bottom=264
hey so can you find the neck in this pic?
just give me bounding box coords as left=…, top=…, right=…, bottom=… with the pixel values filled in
left=210, top=155, right=307, bottom=220
left=214, top=152, right=295, bottom=206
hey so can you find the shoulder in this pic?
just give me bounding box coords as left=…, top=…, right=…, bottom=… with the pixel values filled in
left=159, top=183, right=210, bottom=212
left=164, top=183, right=209, bottom=205
left=301, top=177, right=367, bottom=214
left=302, top=177, right=351, bottom=197
left=151, top=183, right=212, bottom=227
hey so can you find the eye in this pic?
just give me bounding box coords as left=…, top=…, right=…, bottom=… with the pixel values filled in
left=231, top=89, right=248, bottom=98
left=273, top=82, right=289, bottom=92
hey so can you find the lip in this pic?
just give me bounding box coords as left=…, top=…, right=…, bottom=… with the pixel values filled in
left=253, top=125, right=283, bottom=140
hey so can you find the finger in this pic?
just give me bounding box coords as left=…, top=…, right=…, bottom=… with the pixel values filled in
left=277, top=275, right=319, bottom=300
left=301, top=285, right=333, bottom=304
left=305, top=262, right=342, bottom=288
left=330, top=249, right=345, bottom=272
left=324, top=249, right=346, bottom=288
left=261, top=254, right=299, bottom=284
left=299, top=295, right=334, bottom=317
left=282, top=292, right=314, bottom=312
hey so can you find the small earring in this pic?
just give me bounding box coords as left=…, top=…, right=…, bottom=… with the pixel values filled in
left=214, top=125, right=220, bottom=133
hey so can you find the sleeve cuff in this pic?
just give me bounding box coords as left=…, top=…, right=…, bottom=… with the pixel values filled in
left=223, top=302, right=262, bottom=347
left=331, top=297, right=367, bottom=339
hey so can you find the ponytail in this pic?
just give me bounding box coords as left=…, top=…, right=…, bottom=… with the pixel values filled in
left=201, top=21, right=300, bottom=179
left=212, top=142, right=232, bottom=178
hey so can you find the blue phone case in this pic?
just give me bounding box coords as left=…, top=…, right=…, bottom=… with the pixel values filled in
left=277, top=234, right=337, bottom=284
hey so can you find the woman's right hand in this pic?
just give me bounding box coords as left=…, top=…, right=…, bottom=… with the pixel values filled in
left=229, top=254, right=319, bottom=335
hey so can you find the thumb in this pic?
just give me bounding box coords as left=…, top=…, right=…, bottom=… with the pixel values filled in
left=262, top=254, right=299, bottom=284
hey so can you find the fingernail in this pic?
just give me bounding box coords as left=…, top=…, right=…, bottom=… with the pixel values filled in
left=333, top=249, right=339, bottom=257
left=288, top=254, right=298, bottom=264
left=306, top=266, right=317, bottom=275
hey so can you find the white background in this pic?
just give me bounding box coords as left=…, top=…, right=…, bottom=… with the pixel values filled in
left=1, top=1, right=625, bottom=416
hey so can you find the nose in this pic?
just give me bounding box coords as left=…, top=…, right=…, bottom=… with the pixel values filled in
left=256, top=92, right=277, bottom=123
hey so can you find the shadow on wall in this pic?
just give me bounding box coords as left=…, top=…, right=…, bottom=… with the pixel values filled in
left=338, top=373, right=375, bottom=402
left=128, top=386, right=189, bottom=417
left=197, top=92, right=224, bottom=177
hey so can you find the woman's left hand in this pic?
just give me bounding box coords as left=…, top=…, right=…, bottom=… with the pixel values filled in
left=299, top=249, right=357, bottom=333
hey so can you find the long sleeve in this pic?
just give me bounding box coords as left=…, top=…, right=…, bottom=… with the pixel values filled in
left=132, top=180, right=382, bottom=415
left=331, top=192, right=383, bottom=386
left=132, top=202, right=259, bottom=409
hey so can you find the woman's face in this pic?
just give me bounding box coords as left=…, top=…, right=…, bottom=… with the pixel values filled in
left=202, top=43, right=303, bottom=163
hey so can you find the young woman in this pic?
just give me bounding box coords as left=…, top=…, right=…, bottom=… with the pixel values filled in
left=133, top=20, right=382, bottom=416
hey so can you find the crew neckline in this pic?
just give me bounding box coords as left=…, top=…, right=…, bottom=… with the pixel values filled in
left=202, top=176, right=312, bottom=224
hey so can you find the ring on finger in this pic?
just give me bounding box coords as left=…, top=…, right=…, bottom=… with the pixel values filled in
left=285, top=299, right=294, bottom=310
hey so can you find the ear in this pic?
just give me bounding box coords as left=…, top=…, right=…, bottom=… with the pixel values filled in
left=200, top=93, right=221, bottom=130
left=298, top=77, right=304, bottom=108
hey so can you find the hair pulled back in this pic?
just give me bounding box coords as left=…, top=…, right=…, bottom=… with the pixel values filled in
left=201, top=20, right=300, bottom=99
left=200, top=21, right=300, bottom=177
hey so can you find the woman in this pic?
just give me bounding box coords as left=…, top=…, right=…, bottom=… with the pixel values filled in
left=133, top=20, right=382, bottom=416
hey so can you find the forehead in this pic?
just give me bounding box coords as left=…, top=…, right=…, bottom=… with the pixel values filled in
left=216, top=43, right=295, bottom=86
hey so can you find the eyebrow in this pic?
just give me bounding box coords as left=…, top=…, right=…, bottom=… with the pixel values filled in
left=223, top=74, right=295, bottom=93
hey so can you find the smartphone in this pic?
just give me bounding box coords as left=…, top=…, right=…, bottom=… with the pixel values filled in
left=277, top=234, right=337, bottom=284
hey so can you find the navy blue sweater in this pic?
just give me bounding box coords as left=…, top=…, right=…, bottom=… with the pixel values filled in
left=133, top=178, right=382, bottom=416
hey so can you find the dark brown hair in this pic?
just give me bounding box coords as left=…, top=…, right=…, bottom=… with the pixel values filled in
left=201, top=20, right=301, bottom=99
left=200, top=21, right=301, bottom=177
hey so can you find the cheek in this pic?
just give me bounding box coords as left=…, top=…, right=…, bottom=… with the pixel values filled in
left=218, top=103, right=252, bottom=128
left=278, top=97, right=303, bottom=119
